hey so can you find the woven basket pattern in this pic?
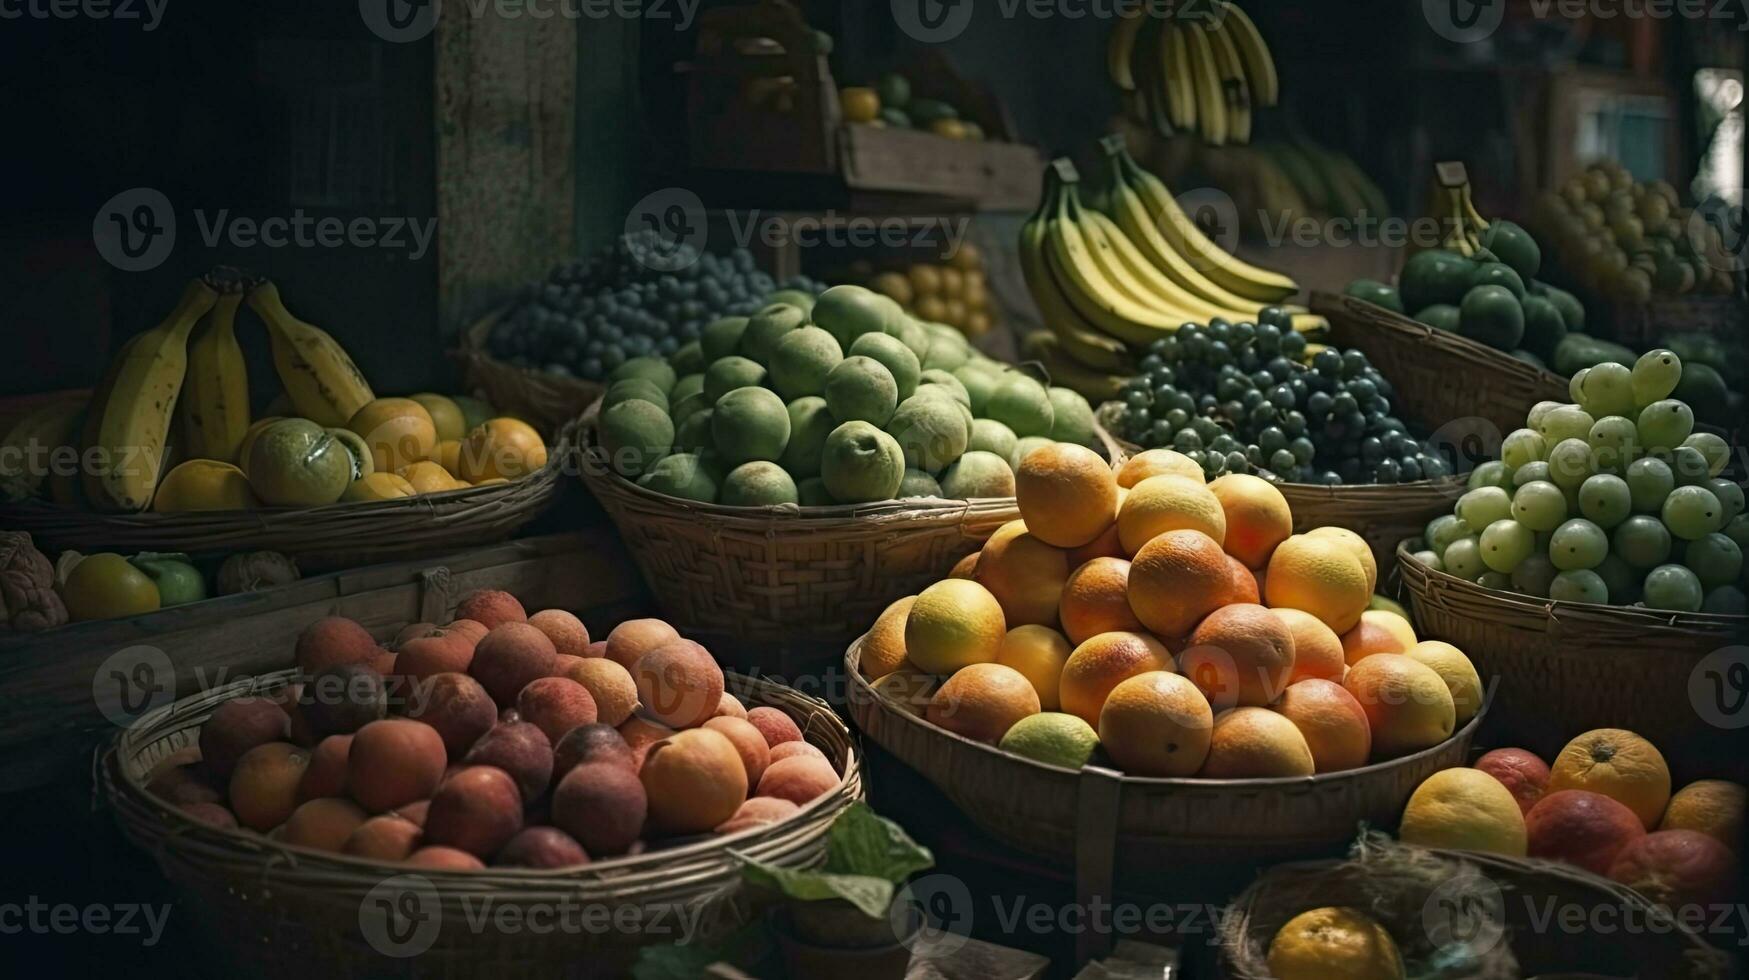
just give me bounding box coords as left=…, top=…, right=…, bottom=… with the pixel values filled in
left=456, top=312, right=604, bottom=438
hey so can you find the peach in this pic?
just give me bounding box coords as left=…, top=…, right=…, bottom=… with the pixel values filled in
left=368, top=650, right=398, bottom=680
left=393, top=799, right=431, bottom=827
left=604, top=618, right=681, bottom=669
left=633, top=641, right=725, bottom=729
left=396, top=625, right=480, bottom=684
left=348, top=719, right=447, bottom=813
left=454, top=589, right=527, bottom=630
left=496, top=826, right=589, bottom=869
left=344, top=815, right=423, bottom=861
left=716, top=797, right=800, bottom=835
left=746, top=707, right=802, bottom=748
left=298, top=734, right=354, bottom=801
left=552, top=761, right=648, bottom=856
left=447, top=619, right=489, bottom=645
left=755, top=755, right=839, bottom=806
left=553, top=724, right=636, bottom=780
left=393, top=622, right=439, bottom=649
left=517, top=677, right=599, bottom=743
left=200, top=698, right=290, bottom=779
left=703, top=716, right=771, bottom=788
left=714, top=693, right=748, bottom=720
left=529, top=609, right=590, bottom=658
left=641, top=729, right=748, bottom=835
left=585, top=639, right=608, bottom=658
left=423, top=766, right=524, bottom=858
left=295, top=617, right=382, bottom=676
left=470, top=623, right=558, bottom=707
left=146, top=761, right=224, bottom=807
left=1475, top=748, right=1551, bottom=816
left=228, top=742, right=310, bottom=831
left=619, top=716, right=677, bottom=768
left=564, top=658, right=639, bottom=727
left=1526, top=790, right=1646, bottom=875
left=181, top=802, right=238, bottom=828
left=405, top=673, right=498, bottom=759
left=299, top=663, right=387, bottom=739
left=462, top=722, right=553, bottom=802
left=281, top=797, right=369, bottom=852
left=405, top=846, right=485, bottom=870
left=1609, top=830, right=1739, bottom=909
left=768, top=741, right=827, bottom=765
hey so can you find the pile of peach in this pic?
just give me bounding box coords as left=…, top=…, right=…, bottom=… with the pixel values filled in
left=143, top=590, right=842, bottom=870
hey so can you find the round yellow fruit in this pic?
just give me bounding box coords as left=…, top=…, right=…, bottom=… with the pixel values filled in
left=1407, top=640, right=1483, bottom=725
left=1266, top=534, right=1371, bottom=634
left=456, top=418, right=548, bottom=483
left=348, top=398, right=438, bottom=475
left=1015, top=443, right=1119, bottom=549
left=1659, top=780, right=1746, bottom=848
left=1342, top=654, right=1456, bottom=759
left=1548, top=728, right=1671, bottom=829
left=343, top=472, right=418, bottom=503
left=1307, top=526, right=1378, bottom=594
left=234, top=417, right=284, bottom=477
left=994, top=624, right=1073, bottom=711
left=1361, top=609, right=1417, bottom=651
left=1208, top=473, right=1293, bottom=569
left=840, top=87, right=881, bottom=123
left=1399, top=767, right=1527, bottom=855
left=860, top=595, right=916, bottom=681
left=62, top=553, right=161, bottom=621
left=433, top=439, right=464, bottom=478
left=1267, top=907, right=1405, bottom=980
left=398, top=460, right=463, bottom=495
left=1098, top=670, right=1212, bottom=776
left=1116, top=449, right=1204, bottom=488
left=324, top=427, right=374, bottom=481
left=152, top=460, right=258, bottom=513
left=409, top=393, right=467, bottom=442
left=1117, top=475, right=1227, bottom=555
left=904, top=579, right=1006, bottom=676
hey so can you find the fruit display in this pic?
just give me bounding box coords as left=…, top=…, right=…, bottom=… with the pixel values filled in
left=142, top=593, right=845, bottom=866
left=46, top=547, right=301, bottom=623
left=1111, top=315, right=1451, bottom=485
left=1107, top=3, right=1279, bottom=145
left=857, top=242, right=997, bottom=340
left=487, top=231, right=825, bottom=384
left=595, top=283, right=1100, bottom=507
left=1140, top=134, right=1390, bottom=239
left=858, top=447, right=1484, bottom=778
left=839, top=72, right=992, bottom=141
left=1409, top=348, right=1747, bottom=614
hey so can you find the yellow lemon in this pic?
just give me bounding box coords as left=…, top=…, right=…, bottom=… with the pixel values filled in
left=456, top=418, right=549, bottom=483
left=398, top=460, right=463, bottom=495
left=62, top=553, right=161, bottom=621
left=343, top=472, right=418, bottom=503
left=994, top=624, right=1073, bottom=710
left=409, top=393, right=467, bottom=442
left=1400, top=767, right=1527, bottom=855
left=1407, top=640, right=1483, bottom=725
left=152, top=459, right=258, bottom=512
left=348, top=398, right=438, bottom=474
left=1267, top=907, right=1405, bottom=980
left=904, top=579, right=1006, bottom=676
left=234, top=417, right=284, bottom=478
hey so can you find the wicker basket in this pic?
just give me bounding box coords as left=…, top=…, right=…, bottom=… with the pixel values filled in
left=1312, top=291, right=1569, bottom=443
left=1215, top=836, right=1731, bottom=979
left=1397, top=542, right=1749, bottom=779
left=0, top=423, right=570, bottom=571
left=845, top=638, right=1484, bottom=874
left=577, top=404, right=1125, bottom=656
left=455, top=309, right=605, bottom=438
left=103, top=668, right=861, bottom=979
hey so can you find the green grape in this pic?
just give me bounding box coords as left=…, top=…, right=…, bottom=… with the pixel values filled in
left=1625, top=457, right=1675, bottom=512
left=1546, top=438, right=1596, bottom=492
left=1726, top=514, right=1749, bottom=553
left=1643, top=563, right=1703, bottom=611
left=1501, top=428, right=1547, bottom=470
left=1703, top=586, right=1748, bottom=614
left=1511, top=480, right=1568, bottom=532
left=1611, top=515, right=1673, bottom=570
left=1457, top=487, right=1514, bottom=530
left=1682, top=432, right=1730, bottom=478
left=1567, top=368, right=1589, bottom=404
left=1510, top=553, right=1559, bottom=597
left=1669, top=446, right=1712, bottom=487
left=1577, top=362, right=1637, bottom=417
left=1586, top=416, right=1637, bottom=471
left=1513, top=461, right=1552, bottom=487
left=1526, top=400, right=1564, bottom=432
left=1550, top=518, right=1609, bottom=570
left=1593, top=554, right=1638, bottom=604
left=1426, top=514, right=1472, bottom=554
left=1635, top=399, right=1695, bottom=451
left=1549, top=569, right=1609, bottom=604
left=1663, top=484, right=1727, bottom=540
left=1577, top=474, right=1632, bottom=529
left=1411, top=549, right=1445, bottom=573
left=1538, top=405, right=1596, bottom=446
left=1632, top=348, right=1682, bottom=408
left=1479, top=518, right=1535, bottom=573
left=1685, top=532, right=1743, bottom=588
left=1443, top=536, right=1487, bottom=580
left=1467, top=460, right=1512, bottom=492
left=1477, top=571, right=1513, bottom=590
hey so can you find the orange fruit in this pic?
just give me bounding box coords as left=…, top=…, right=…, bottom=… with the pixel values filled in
left=994, top=625, right=1073, bottom=710
left=1209, top=473, right=1293, bottom=569
left=1548, top=728, right=1672, bottom=829
left=925, top=663, right=1040, bottom=744
left=1066, top=488, right=1126, bottom=567
left=153, top=459, right=259, bottom=512
left=948, top=552, right=979, bottom=579
left=1366, top=609, right=1418, bottom=650
left=1342, top=654, right=1455, bottom=760
left=905, top=579, right=1006, bottom=675
left=342, top=472, right=418, bottom=503
left=1267, top=907, right=1405, bottom=980
left=1340, top=614, right=1412, bottom=666
left=840, top=86, right=881, bottom=123
left=859, top=595, right=915, bottom=681
left=399, top=460, right=462, bottom=494
left=1266, top=534, right=1371, bottom=633
left=1127, top=529, right=1233, bottom=638
left=1272, top=679, right=1371, bottom=773
left=1180, top=603, right=1297, bottom=710
left=1016, top=443, right=1119, bottom=548
left=1660, top=780, right=1746, bottom=849
left=1273, top=608, right=1345, bottom=684
left=1058, top=631, right=1174, bottom=727
left=1201, top=707, right=1315, bottom=778
left=409, top=393, right=467, bottom=442
left=1407, top=640, right=1483, bottom=725
left=1226, top=554, right=1261, bottom=604
left=348, top=398, right=439, bottom=475
left=1116, top=449, right=1204, bottom=488
left=456, top=418, right=548, bottom=483
left=62, top=553, right=161, bottom=621
left=433, top=439, right=464, bottom=477
left=1400, top=767, right=1528, bottom=856
left=975, top=525, right=1069, bottom=627
left=1117, top=475, right=1227, bottom=555
left=1059, top=557, right=1144, bottom=646
left=1097, top=671, right=1213, bottom=776
left=1307, top=526, right=1378, bottom=594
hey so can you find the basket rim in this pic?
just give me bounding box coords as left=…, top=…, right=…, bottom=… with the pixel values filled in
left=845, top=633, right=1488, bottom=789
left=1309, top=290, right=1571, bottom=389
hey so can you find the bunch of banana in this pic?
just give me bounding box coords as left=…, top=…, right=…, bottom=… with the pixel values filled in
left=248, top=281, right=375, bottom=427
left=1424, top=160, right=1491, bottom=258
left=177, top=279, right=251, bottom=462
left=1108, top=1, right=1277, bottom=146
left=0, top=395, right=84, bottom=503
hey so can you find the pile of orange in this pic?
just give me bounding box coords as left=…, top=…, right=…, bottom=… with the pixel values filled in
left=859, top=446, right=1484, bottom=778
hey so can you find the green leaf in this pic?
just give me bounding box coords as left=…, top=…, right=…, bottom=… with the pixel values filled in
left=823, top=801, right=934, bottom=882
left=740, top=863, right=897, bottom=919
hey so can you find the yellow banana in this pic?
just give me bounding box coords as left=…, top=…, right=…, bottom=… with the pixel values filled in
left=1020, top=193, right=1135, bottom=373
left=1182, top=18, right=1227, bottom=146
left=1079, top=200, right=1252, bottom=323
left=0, top=396, right=84, bottom=502
left=1043, top=178, right=1185, bottom=346
left=1205, top=17, right=1252, bottom=145
left=1217, top=1, right=1278, bottom=107
left=178, top=290, right=252, bottom=462
left=1107, top=10, right=1145, bottom=91
left=1161, top=19, right=1196, bottom=133
left=1021, top=332, right=1130, bottom=404
left=82, top=280, right=218, bottom=512
left=248, top=281, right=374, bottom=427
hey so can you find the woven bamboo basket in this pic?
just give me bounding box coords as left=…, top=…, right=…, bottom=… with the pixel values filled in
left=845, top=638, right=1484, bottom=874
left=455, top=310, right=605, bottom=438
left=103, top=668, right=861, bottom=979
left=577, top=404, right=1125, bottom=653
left=1215, top=836, right=1731, bottom=979
left=1312, top=291, right=1570, bottom=442
left=0, top=422, right=570, bottom=572
left=1397, top=542, right=1749, bottom=778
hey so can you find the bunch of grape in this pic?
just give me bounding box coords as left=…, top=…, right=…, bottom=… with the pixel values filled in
left=1114, top=308, right=1449, bottom=485
left=490, top=230, right=823, bottom=382
left=1415, top=349, right=1747, bottom=613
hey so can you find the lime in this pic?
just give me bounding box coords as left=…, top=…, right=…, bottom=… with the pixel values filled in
left=1663, top=485, right=1726, bottom=540
left=1643, top=564, right=1704, bottom=612
left=1682, top=432, right=1730, bottom=477
left=1549, top=569, right=1609, bottom=604
left=1511, top=481, right=1568, bottom=532
left=62, top=553, right=161, bottom=621
left=1426, top=514, right=1472, bottom=553
left=1636, top=399, right=1695, bottom=451
left=1457, top=487, right=1513, bottom=530
left=1546, top=438, right=1596, bottom=491
left=1550, top=519, right=1608, bottom=570
left=1469, top=460, right=1513, bottom=492
left=1538, top=405, right=1596, bottom=445
left=1625, top=457, right=1675, bottom=512
left=1510, top=553, right=1559, bottom=598
left=1501, top=428, right=1547, bottom=471
left=1443, top=536, right=1487, bottom=580
left=1685, top=532, right=1743, bottom=588
left=1632, top=349, right=1682, bottom=407
left=1578, top=474, right=1632, bottom=529
left=998, top=712, right=1099, bottom=769
left=1577, top=362, right=1637, bottom=418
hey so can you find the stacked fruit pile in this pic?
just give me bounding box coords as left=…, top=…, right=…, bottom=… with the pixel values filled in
left=861, top=243, right=996, bottom=340
left=1412, top=349, right=1746, bottom=614
left=859, top=446, right=1481, bottom=779
left=1112, top=315, right=1448, bottom=485
left=1400, top=729, right=1741, bottom=912
left=1141, top=135, right=1390, bottom=239
left=145, top=592, right=842, bottom=868
left=839, top=73, right=989, bottom=140
left=1106, top=3, right=1278, bottom=145
left=597, top=284, right=1099, bottom=507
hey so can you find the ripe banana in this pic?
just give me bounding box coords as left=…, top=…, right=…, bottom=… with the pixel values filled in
left=1020, top=190, right=1135, bottom=374
left=1043, top=176, right=1187, bottom=346
left=1216, top=1, right=1278, bottom=107
left=0, top=395, right=84, bottom=502
left=1161, top=19, right=1196, bottom=134
left=1182, top=18, right=1227, bottom=146
left=82, top=280, right=218, bottom=512
left=1107, top=11, right=1145, bottom=92
left=178, top=290, right=252, bottom=462
left=248, top=281, right=375, bottom=427
left=1021, top=332, right=1130, bottom=404
left=1204, top=17, right=1252, bottom=146
left=1115, top=2, right=1277, bottom=146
